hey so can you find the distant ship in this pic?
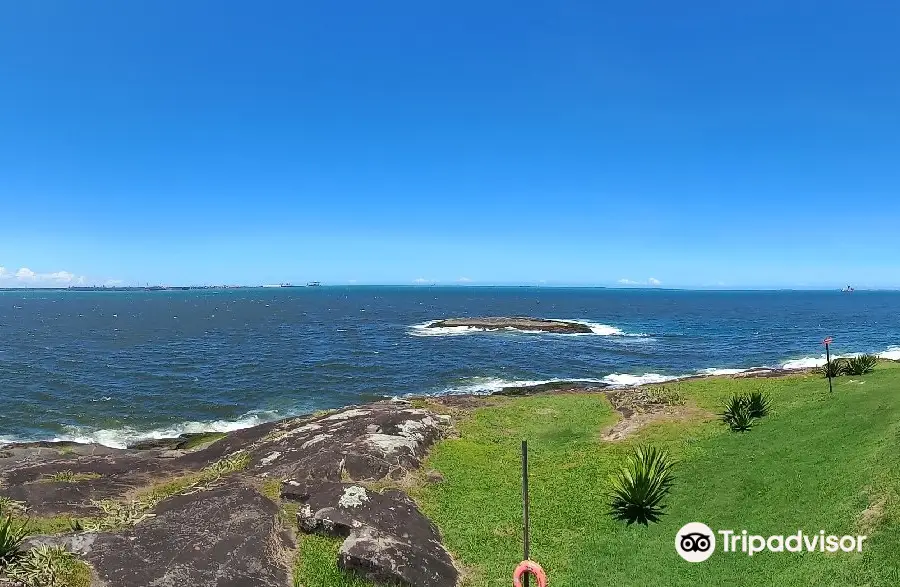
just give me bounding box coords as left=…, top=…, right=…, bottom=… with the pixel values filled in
left=306, top=281, right=322, bottom=287
left=842, top=285, right=855, bottom=293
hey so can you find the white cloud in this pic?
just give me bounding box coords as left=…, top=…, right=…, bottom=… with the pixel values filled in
left=15, top=267, right=36, bottom=281
left=104, top=279, right=124, bottom=286
left=413, top=277, right=428, bottom=284
left=618, top=277, right=662, bottom=287
left=3, top=267, right=87, bottom=287
left=457, top=277, right=472, bottom=283
left=47, top=271, right=76, bottom=282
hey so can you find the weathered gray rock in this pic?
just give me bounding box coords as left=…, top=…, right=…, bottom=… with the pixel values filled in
left=283, top=480, right=458, bottom=587
left=1, top=402, right=457, bottom=587
left=427, top=316, right=592, bottom=334
left=86, top=484, right=292, bottom=587
left=0, top=452, right=175, bottom=517
left=24, top=532, right=99, bottom=556
left=232, top=403, right=449, bottom=483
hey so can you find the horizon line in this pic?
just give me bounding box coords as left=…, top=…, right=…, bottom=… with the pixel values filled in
left=1, top=284, right=897, bottom=293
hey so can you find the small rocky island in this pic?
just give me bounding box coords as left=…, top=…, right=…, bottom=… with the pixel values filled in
left=427, top=316, right=592, bottom=334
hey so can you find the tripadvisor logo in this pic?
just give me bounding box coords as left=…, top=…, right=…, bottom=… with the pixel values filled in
left=676, top=523, right=867, bottom=562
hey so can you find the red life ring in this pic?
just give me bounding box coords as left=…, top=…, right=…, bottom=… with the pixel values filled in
left=513, top=560, right=548, bottom=587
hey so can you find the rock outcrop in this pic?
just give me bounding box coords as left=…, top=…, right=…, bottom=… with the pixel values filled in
left=0, top=401, right=458, bottom=587
left=283, top=480, right=458, bottom=587
left=426, top=316, right=593, bottom=334
left=27, top=485, right=292, bottom=587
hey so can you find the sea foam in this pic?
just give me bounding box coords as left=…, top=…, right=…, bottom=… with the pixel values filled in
left=879, top=347, right=900, bottom=361
left=600, top=373, right=684, bottom=387
left=431, top=377, right=607, bottom=396
left=44, top=410, right=283, bottom=449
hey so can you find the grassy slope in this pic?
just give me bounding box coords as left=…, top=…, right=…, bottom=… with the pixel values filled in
left=416, top=363, right=900, bottom=586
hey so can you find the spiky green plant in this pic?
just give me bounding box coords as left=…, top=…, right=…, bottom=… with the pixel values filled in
left=0, top=496, right=27, bottom=516
left=746, top=390, right=771, bottom=419
left=203, top=450, right=250, bottom=476
left=721, top=395, right=754, bottom=431
left=845, top=354, right=878, bottom=376
left=81, top=500, right=156, bottom=532
left=0, top=514, right=28, bottom=565
left=608, top=446, right=675, bottom=525
left=4, top=545, right=85, bottom=587
left=821, top=359, right=847, bottom=378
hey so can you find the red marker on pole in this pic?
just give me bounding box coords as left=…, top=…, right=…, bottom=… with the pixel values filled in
left=824, top=337, right=834, bottom=393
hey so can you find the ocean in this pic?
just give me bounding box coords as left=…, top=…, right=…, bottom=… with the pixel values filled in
left=1, top=287, right=898, bottom=448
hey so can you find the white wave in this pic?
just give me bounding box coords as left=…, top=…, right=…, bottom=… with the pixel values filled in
left=430, top=376, right=607, bottom=396
left=698, top=368, right=749, bottom=376
left=781, top=351, right=872, bottom=370
left=782, top=355, right=829, bottom=370
left=47, top=410, right=283, bottom=449
left=781, top=345, right=900, bottom=369
left=879, top=347, right=900, bottom=361
left=408, top=319, right=633, bottom=337
left=601, top=373, right=684, bottom=387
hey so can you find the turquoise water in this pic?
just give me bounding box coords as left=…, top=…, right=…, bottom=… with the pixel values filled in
left=1, top=287, right=897, bottom=447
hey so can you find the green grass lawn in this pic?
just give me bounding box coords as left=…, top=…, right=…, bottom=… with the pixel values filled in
left=292, top=362, right=900, bottom=586
left=415, top=363, right=900, bottom=586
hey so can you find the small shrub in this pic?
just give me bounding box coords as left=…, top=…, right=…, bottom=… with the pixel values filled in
left=0, top=496, right=27, bottom=516
left=845, top=354, right=878, bottom=376
left=80, top=500, right=156, bottom=532
left=0, top=514, right=28, bottom=565
left=821, top=359, right=847, bottom=378
left=203, top=450, right=250, bottom=476
left=646, top=386, right=685, bottom=406
left=746, top=391, right=771, bottom=419
left=608, top=445, right=675, bottom=525
left=721, top=395, right=754, bottom=432
left=41, top=471, right=101, bottom=484
left=4, top=545, right=88, bottom=587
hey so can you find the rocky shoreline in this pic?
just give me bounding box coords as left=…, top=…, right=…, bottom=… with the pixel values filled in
left=0, top=365, right=822, bottom=587
left=1, top=403, right=459, bottom=587
left=425, top=316, right=594, bottom=334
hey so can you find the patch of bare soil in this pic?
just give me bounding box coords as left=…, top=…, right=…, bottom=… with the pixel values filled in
left=601, top=387, right=705, bottom=441
left=856, top=495, right=889, bottom=534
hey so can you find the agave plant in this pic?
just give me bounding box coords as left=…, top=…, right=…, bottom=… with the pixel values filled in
left=0, top=514, right=28, bottom=565
left=746, top=390, right=771, bottom=419
left=821, top=358, right=847, bottom=378
left=845, top=354, right=878, bottom=376
left=721, top=395, right=754, bottom=432
left=609, top=445, right=675, bottom=525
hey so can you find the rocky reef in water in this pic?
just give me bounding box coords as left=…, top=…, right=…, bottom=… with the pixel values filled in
left=426, top=316, right=593, bottom=334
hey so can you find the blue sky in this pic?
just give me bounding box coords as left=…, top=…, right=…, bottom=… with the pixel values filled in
left=1, top=1, right=898, bottom=288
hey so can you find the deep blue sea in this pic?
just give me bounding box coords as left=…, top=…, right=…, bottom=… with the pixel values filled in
left=1, top=287, right=898, bottom=447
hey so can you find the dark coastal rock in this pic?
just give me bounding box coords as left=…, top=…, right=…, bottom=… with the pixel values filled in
left=228, top=403, right=450, bottom=482
left=24, top=532, right=99, bottom=556
left=283, top=480, right=458, bottom=587
left=0, top=452, right=176, bottom=517
left=493, top=379, right=608, bottom=396
left=427, top=316, right=593, bottom=334
left=127, top=431, right=226, bottom=451
left=85, top=484, right=292, bottom=587
left=1, top=402, right=457, bottom=587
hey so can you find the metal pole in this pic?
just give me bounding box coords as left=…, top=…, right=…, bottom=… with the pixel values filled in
left=522, top=440, right=529, bottom=587
left=826, top=342, right=833, bottom=393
